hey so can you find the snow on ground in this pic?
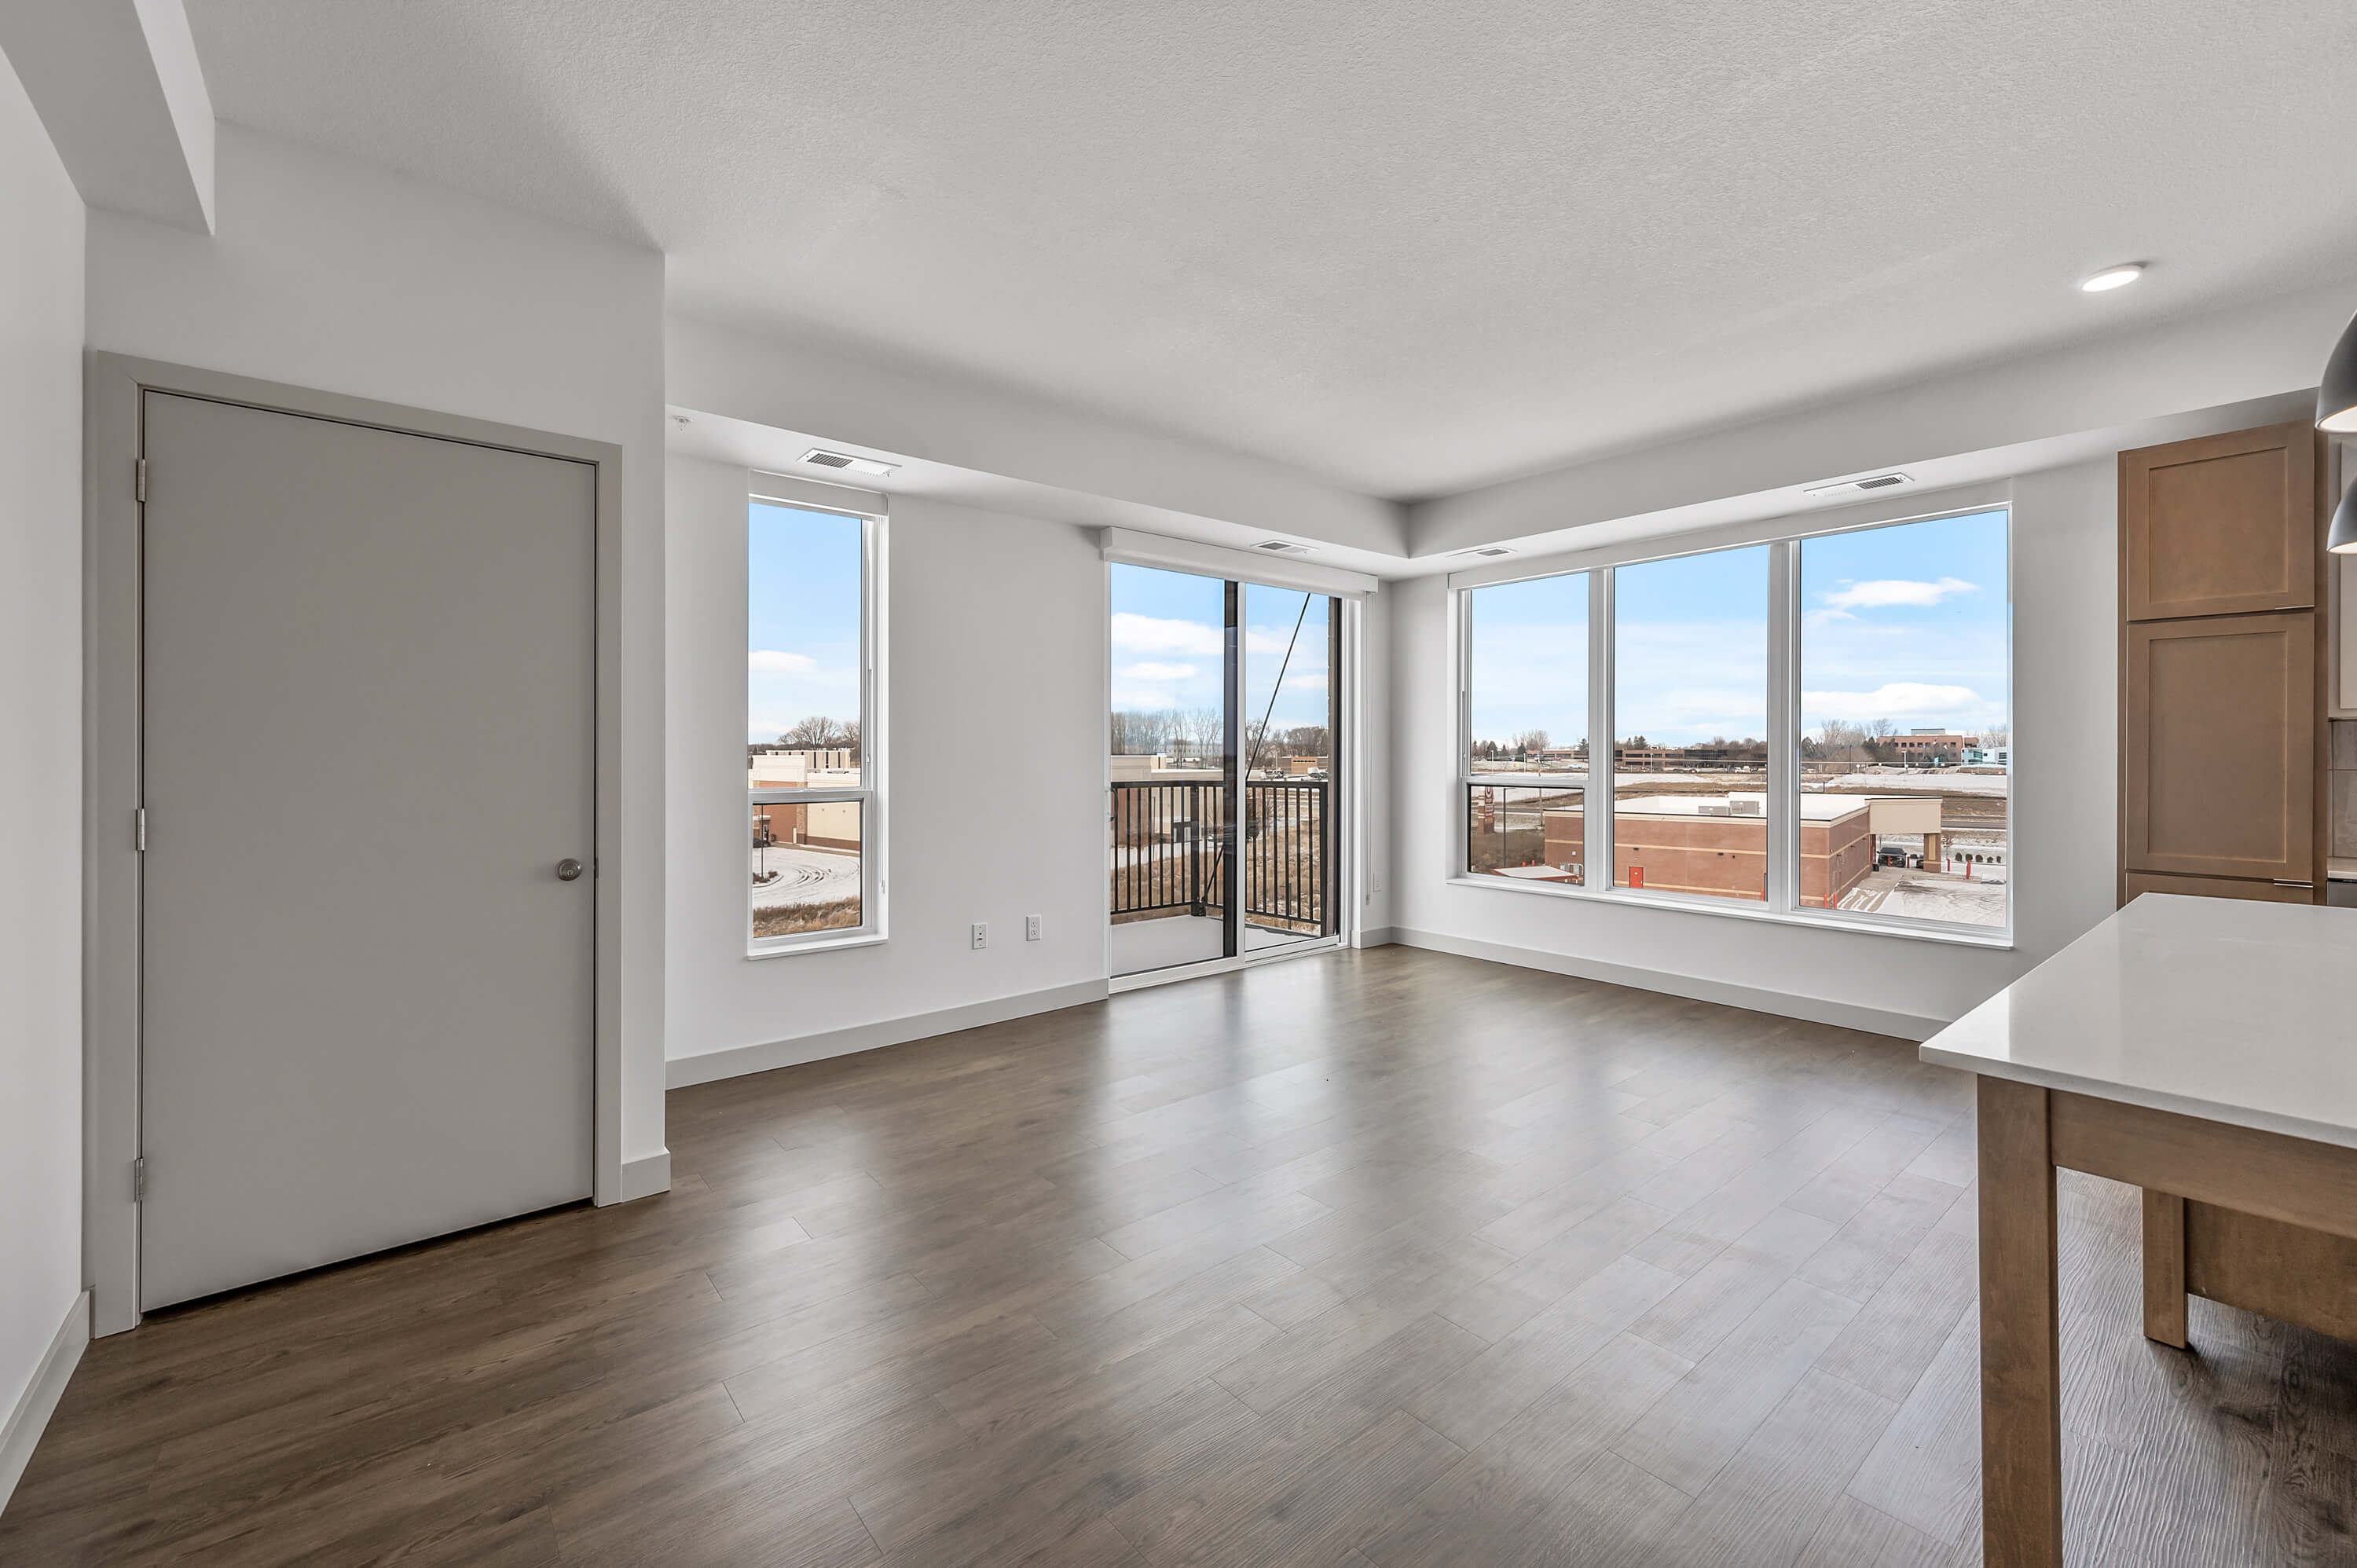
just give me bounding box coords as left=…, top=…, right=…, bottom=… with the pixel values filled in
left=1878, top=878, right=2007, bottom=924
left=1815, top=771, right=2008, bottom=796
left=1839, top=865, right=2007, bottom=925
left=750, top=844, right=860, bottom=907
left=1472, top=768, right=2008, bottom=797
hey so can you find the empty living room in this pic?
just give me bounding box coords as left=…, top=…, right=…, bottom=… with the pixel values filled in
left=9, top=3, right=2357, bottom=1565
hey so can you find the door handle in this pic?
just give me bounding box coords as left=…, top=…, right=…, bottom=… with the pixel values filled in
left=555, top=859, right=585, bottom=881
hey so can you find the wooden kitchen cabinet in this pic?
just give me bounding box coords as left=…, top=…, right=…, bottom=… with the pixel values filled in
left=2121, top=422, right=2315, bottom=621
left=2119, top=423, right=2326, bottom=906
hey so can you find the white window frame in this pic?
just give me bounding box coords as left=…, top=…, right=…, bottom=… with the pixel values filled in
left=746, top=478, right=888, bottom=957
left=1450, top=482, right=2014, bottom=949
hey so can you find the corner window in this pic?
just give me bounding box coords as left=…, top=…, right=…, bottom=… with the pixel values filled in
left=748, top=495, right=883, bottom=951
left=1456, top=505, right=2011, bottom=941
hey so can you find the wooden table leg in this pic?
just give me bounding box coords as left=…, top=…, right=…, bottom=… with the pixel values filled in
left=1978, top=1075, right=2063, bottom=1567
left=2141, top=1189, right=2187, bottom=1348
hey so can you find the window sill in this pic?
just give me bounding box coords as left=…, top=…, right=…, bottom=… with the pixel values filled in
left=1444, top=873, right=2014, bottom=951
left=746, top=929, right=886, bottom=961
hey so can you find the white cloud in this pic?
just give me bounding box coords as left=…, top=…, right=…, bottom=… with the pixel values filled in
left=748, top=650, right=817, bottom=673
left=1120, top=662, right=1200, bottom=683
left=1801, top=608, right=1854, bottom=628
left=1820, top=577, right=1976, bottom=610
left=1801, top=682, right=1996, bottom=720
left=1111, top=613, right=1222, bottom=658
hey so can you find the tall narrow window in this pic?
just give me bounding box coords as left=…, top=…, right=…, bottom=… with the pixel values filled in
left=1463, top=572, right=1589, bottom=885
left=748, top=496, right=881, bottom=949
left=1613, top=544, right=1769, bottom=903
left=1798, top=509, right=2009, bottom=928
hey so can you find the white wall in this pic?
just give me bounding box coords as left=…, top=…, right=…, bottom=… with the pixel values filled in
left=1413, top=274, right=2357, bottom=558
left=668, top=313, right=1406, bottom=559
left=0, top=45, right=86, bottom=1478
left=1389, top=456, right=2131, bottom=1037
left=84, top=124, right=671, bottom=1176
left=667, top=456, right=1110, bottom=1075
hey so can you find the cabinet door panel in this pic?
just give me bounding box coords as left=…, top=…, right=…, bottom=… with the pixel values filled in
left=2122, top=423, right=2315, bottom=621
left=2122, top=871, right=2314, bottom=906
left=2123, top=613, right=2313, bottom=883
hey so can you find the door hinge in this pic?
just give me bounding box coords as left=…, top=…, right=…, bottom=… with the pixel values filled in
left=134, top=1157, right=146, bottom=1203
left=135, top=807, right=148, bottom=852
left=135, top=458, right=148, bottom=504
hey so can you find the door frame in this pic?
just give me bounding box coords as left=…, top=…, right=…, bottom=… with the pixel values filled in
left=83, top=354, right=625, bottom=1338
left=1099, top=564, right=1363, bottom=991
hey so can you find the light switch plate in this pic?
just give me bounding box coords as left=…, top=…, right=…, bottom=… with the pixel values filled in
left=970, top=922, right=988, bottom=950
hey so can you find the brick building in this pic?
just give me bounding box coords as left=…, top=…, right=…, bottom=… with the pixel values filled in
left=1534, top=793, right=1874, bottom=905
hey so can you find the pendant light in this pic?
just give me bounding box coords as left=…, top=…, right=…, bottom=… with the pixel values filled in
left=2330, top=483, right=2356, bottom=555
left=2322, top=310, right=2357, bottom=432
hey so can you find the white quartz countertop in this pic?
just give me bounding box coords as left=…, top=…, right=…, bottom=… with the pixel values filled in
left=1919, top=894, right=2357, bottom=1149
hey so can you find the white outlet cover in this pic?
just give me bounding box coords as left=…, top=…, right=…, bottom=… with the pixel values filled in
left=970, top=922, right=988, bottom=949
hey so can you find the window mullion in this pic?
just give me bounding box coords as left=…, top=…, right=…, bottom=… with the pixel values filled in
left=1587, top=568, right=1614, bottom=892
left=1765, top=540, right=1798, bottom=914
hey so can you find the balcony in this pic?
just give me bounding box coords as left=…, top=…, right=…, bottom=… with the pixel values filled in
left=1109, top=779, right=1331, bottom=965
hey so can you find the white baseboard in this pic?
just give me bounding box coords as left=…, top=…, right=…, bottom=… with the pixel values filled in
left=1353, top=925, right=1396, bottom=948
left=1, top=1290, right=89, bottom=1518
left=666, top=978, right=1112, bottom=1089
left=616, top=1150, right=672, bottom=1203
left=1386, top=927, right=1947, bottom=1041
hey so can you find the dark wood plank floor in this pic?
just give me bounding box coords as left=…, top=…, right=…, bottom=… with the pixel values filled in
left=10, top=946, right=2357, bottom=1566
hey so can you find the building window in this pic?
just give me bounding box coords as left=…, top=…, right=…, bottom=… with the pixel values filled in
left=1613, top=544, right=1769, bottom=903
left=1464, top=572, right=1589, bottom=886
left=747, top=493, right=882, bottom=951
left=1455, top=504, right=2011, bottom=940
left=1798, top=509, right=2009, bottom=929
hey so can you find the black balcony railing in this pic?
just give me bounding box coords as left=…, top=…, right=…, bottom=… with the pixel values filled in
left=1109, top=778, right=1329, bottom=934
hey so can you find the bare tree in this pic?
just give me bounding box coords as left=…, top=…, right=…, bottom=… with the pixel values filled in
left=1812, top=719, right=1870, bottom=767
left=778, top=715, right=843, bottom=749
left=1179, top=707, right=1224, bottom=757
left=1113, top=709, right=1200, bottom=756
left=1511, top=728, right=1549, bottom=758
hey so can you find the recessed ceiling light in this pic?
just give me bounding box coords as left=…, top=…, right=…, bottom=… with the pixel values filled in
left=2078, top=263, right=2146, bottom=293
left=801, top=449, right=898, bottom=478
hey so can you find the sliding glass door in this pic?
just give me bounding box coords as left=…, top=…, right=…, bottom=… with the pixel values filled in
left=1240, top=584, right=1335, bottom=952
left=1109, top=565, right=1343, bottom=977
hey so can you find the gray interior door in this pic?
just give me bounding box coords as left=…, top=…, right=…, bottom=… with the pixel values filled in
left=139, top=392, right=596, bottom=1310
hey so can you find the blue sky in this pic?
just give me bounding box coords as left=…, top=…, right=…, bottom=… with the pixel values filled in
left=1468, top=509, right=2009, bottom=749
left=1617, top=544, right=1770, bottom=746
left=747, top=502, right=863, bottom=742
left=1801, top=509, right=2008, bottom=742
left=1109, top=563, right=1332, bottom=734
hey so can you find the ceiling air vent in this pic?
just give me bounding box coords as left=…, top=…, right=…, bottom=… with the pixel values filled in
left=1255, top=540, right=1314, bottom=555
left=1802, top=472, right=1912, bottom=498
left=1450, top=545, right=1514, bottom=559
left=800, top=448, right=899, bottom=478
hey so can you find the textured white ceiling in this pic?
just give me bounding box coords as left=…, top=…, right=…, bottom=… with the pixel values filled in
left=186, top=0, right=2357, bottom=497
